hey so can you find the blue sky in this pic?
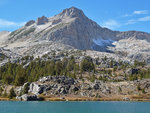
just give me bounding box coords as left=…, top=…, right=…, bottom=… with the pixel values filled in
left=0, top=0, right=150, bottom=33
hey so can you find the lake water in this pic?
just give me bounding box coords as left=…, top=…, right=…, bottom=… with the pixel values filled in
left=0, top=101, right=149, bottom=113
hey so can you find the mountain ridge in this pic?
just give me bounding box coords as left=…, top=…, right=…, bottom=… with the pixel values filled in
left=2, top=7, right=150, bottom=45
left=0, top=7, right=150, bottom=63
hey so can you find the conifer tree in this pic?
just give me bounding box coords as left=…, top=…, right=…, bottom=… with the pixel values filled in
left=8, top=88, right=16, bottom=99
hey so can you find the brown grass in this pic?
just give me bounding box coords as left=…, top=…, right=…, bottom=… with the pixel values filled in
left=1, top=94, right=150, bottom=101
left=0, top=97, right=9, bottom=101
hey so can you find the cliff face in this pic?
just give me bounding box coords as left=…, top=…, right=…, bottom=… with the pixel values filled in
left=3, top=7, right=116, bottom=50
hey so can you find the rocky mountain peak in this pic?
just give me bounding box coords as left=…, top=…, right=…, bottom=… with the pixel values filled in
left=25, top=20, right=35, bottom=26
left=58, top=7, right=85, bottom=19
left=36, top=16, right=49, bottom=25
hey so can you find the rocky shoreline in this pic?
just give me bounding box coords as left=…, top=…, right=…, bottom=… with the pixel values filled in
left=1, top=96, right=150, bottom=102
left=8, top=76, right=149, bottom=101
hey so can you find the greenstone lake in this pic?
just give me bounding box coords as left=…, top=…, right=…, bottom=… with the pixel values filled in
left=0, top=101, right=150, bottom=113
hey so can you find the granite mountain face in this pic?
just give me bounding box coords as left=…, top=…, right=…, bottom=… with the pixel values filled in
left=0, top=7, right=150, bottom=63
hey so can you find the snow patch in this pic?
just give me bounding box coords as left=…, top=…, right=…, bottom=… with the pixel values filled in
left=93, top=38, right=114, bottom=46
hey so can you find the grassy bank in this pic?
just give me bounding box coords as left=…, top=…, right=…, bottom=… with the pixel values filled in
left=1, top=94, right=150, bottom=102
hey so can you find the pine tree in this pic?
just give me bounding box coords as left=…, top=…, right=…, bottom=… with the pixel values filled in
left=23, top=83, right=29, bottom=94
left=0, top=87, right=3, bottom=96
left=8, top=88, right=16, bottom=99
left=55, top=61, right=63, bottom=76
left=110, top=59, right=114, bottom=68
left=80, top=56, right=94, bottom=72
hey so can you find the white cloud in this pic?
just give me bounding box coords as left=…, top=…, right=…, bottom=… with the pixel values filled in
left=0, top=19, right=25, bottom=28
left=122, top=14, right=132, bottom=17
left=138, top=16, right=150, bottom=21
left=101, top=10, right=150, bottom=30
left=125, top=16, right=150, bottom=25
left=102, top=15, right=150, bottom=30
left=122, top=10, right=149, bottom=18
left=133, top=10, right=148, bottom=15
left=101, top=20, right=120, bottom=29
left=126, top=19, right=137, bottom=25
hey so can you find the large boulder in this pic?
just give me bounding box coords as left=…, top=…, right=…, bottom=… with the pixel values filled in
left=123, top=97, right=130, bottom=101
left=56, top=84, right=70, bottom=94
left=102, top=87, right=111, bottom=94
left=16, top=82, right=30, bottom=95
left=81, top=84, right=92, bottom=90
left=20, top=94, right=40, bottom=101
left=92, top=83, right=100, bottom=90
left=70, top=85, right=80, bottom=92
left=92, top=80, right=102, bottom=90
left=29, top=83, right=44, bottom=95
left=59, top=87, right=67, bottom=94
left=38, top=76, right=49, bottom=82
left=16, top=96, right=22, bottom=101
left=52, top=76, right=75, bottom=85
left=126, top=68, right=139, bottom=75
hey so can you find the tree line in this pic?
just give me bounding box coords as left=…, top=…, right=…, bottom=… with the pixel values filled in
left=0, top=56, right=95, bottom=86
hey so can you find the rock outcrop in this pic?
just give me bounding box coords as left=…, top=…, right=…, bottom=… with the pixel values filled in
left=29, top=83, right=45, bottom=95
left=14, top=75, right=150, bottom=101
left=25, top=20, right=35, bottom=26
left=28, top=76, right=76, bottom=95
left=16, top=94, right=40, bottom=101
left=36, top=16, right=48, bottom=25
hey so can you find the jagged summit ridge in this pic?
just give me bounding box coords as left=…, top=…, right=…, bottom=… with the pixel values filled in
left=24, top=7, right=86, bottom=27
left=58, top=7, right=86, bottom=18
